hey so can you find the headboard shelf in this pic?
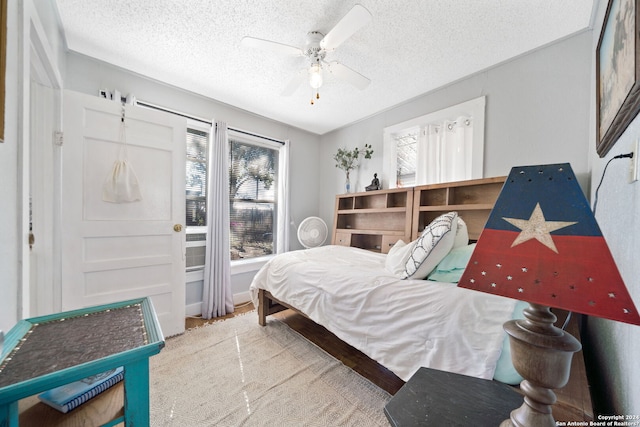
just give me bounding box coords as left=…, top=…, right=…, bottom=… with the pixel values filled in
left=332, top=188, right=413, bottom=253
left=337, top=187, right=412, bottom=210
left=418, top=203, right=496, bottom=212
left=332, top=177, right=506, bottom=252
left=337, top=207, right=408, bottom=214
left=335, top=228, right=406, bottom=235
left=412, top=177, right=506, bottom=240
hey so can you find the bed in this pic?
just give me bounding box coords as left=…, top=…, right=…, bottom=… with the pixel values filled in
left=249, top=177, right=528, bottom=384
left=249, top=243, right=521, bottom=383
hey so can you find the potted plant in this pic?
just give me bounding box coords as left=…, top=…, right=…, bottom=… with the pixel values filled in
left=333, top=144, right=373, bottom=193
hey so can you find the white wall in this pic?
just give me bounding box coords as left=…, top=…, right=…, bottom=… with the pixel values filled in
left=318, top=31, right=592, bottom=234
left=585, top=0, right=640, bottom=415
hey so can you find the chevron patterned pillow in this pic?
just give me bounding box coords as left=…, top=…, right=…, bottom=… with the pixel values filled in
left=402, top=212, right=458, bottom=280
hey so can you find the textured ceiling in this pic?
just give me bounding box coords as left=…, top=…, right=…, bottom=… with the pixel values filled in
left=54, top=0, right=595, bottom=135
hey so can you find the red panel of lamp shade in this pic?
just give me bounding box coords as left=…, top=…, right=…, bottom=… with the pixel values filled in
left=458, top=163, right=640, bottom=326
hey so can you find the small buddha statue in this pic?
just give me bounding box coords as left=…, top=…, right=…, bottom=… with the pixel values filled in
left=365, top=173, right=381, bottom=191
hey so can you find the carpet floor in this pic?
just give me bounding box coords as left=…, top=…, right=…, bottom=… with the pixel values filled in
left=150, top=312, right=391, bottom=426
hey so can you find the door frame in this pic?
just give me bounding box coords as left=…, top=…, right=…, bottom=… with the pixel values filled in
left=19, top=0, right=63, bottom=318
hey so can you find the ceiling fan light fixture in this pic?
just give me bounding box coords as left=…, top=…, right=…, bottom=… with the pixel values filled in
left=309, top=63, right=323, bottom=89
left=243, top=4, right=372, bottom=102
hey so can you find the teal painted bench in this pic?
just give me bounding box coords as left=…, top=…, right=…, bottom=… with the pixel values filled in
left=0, top=298, right=164, bottom=427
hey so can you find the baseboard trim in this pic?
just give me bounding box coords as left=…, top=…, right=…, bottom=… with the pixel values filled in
left=185, top=292, right=252, bottom=317
left=185, top=302, right=202, bottom=317
left=233, top=291, right=252, bottom=306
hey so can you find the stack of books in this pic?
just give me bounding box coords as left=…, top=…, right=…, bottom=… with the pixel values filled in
left=38, top=366, right=124, bottom=413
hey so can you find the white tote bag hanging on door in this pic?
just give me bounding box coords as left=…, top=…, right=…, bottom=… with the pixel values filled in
left=102, top=112, right=143, bottom=203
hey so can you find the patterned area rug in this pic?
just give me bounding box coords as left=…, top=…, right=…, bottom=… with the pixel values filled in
left=150, top=312, right=391, bottom=426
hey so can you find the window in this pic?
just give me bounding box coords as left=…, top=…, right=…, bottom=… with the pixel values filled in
left=229, top=132, right=280, bottom=261
left=185, top=125, right=209, bottom=271
left=383, top=96, right=485, bottom=188
left=394, top=132, right=418, bottom=187
left=184, top=123, right=287, bottom=267
left=186, top=128, right=208, bottom=227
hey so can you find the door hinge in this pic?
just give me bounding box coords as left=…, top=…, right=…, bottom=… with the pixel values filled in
left=54, top=131, right=64, bottom=146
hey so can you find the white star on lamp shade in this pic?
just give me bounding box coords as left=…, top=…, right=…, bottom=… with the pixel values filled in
left=502, top=203, right=577, bottom=253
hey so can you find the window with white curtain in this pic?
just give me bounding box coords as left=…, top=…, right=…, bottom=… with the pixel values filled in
left=383, top=96, right=485, bottom=188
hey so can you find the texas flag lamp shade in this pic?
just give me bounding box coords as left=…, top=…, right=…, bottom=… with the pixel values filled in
left=458, top=163, right=640, bottom=427
left=459, top=163, right=640, bottom=324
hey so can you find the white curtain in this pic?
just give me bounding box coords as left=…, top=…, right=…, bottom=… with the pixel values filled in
left=202, top=121, right=234, bottom=319
left=416, top=124, right=440, bottom=185
left=276, top=139, right=291, bottom=254
left=415, top=116, right=473, bottom=185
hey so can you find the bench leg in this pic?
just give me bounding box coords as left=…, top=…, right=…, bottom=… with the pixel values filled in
left=123, top=358, right=150, bottom=426
left=0, top=401, right=18, bottom=427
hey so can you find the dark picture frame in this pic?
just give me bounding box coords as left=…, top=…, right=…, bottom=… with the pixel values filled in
left=0, top=0, right=6, bottom=142
left=596, top=0, right=640, bottom=157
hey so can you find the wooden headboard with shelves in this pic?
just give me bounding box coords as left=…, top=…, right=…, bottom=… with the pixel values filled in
left=331, top=176, right=507, bottom=252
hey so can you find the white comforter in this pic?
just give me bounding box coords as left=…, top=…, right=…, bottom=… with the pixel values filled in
left=250, top=245, right=517, bottom=382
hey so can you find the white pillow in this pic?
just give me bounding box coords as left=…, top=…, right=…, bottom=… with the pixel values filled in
left=401, top=212, right=458, bottom=280
left=385, top=239, right=417, bottom=277
left=454, top=217, right=469, bottom=248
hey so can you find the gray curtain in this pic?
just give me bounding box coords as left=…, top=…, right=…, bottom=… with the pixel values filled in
left=202, top=121, right=234, bottom=319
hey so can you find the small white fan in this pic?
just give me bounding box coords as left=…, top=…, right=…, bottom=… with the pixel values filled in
left=297, top=216, right=328, bottom=249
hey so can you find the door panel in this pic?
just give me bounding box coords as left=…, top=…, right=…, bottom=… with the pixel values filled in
left=62, top=90, right=186, bottom=337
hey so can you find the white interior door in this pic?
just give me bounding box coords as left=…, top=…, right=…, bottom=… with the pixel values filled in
left=61, top=90, right=186, bottom=337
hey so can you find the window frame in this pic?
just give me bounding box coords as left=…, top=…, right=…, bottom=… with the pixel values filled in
left=228, top=129, right=282, bottom=263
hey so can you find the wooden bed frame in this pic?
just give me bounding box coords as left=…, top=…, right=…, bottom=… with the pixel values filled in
left=256, top=176, right=593, bottom=421
left=258, top=289, right=301, bottom=327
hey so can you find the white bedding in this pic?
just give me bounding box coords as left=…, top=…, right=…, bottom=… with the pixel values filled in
left=249, top=245, right=517, bottom=382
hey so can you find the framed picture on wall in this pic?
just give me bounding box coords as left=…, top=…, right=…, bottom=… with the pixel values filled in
left=596, top=0, right=640, bottom=157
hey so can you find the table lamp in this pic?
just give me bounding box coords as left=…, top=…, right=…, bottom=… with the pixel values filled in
left=458, top=163, right=640, bottom=427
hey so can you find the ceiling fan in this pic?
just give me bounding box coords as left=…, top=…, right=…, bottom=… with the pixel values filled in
left=241, top=4, right=372, bottom=104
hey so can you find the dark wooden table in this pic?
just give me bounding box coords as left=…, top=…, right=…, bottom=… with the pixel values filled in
left=384, top=367, right=524, bottom=426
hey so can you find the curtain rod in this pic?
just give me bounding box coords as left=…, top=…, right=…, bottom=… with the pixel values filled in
left=136, top=100, right=285, bottom=145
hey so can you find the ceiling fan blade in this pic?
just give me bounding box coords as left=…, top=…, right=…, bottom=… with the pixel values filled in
left=320, top=4, right=372, bottom=51
left=281, top=68, right=308, bottom=96
left=241, top=36, right=303, bottom=56
left=327, top=61, right=370, bottom=90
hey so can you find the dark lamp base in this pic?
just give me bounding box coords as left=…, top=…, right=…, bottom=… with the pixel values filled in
left=500, top=303, right=581, bottom=427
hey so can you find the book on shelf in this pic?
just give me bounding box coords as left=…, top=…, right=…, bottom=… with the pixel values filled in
left=37, top=366, right=124, bottom=413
